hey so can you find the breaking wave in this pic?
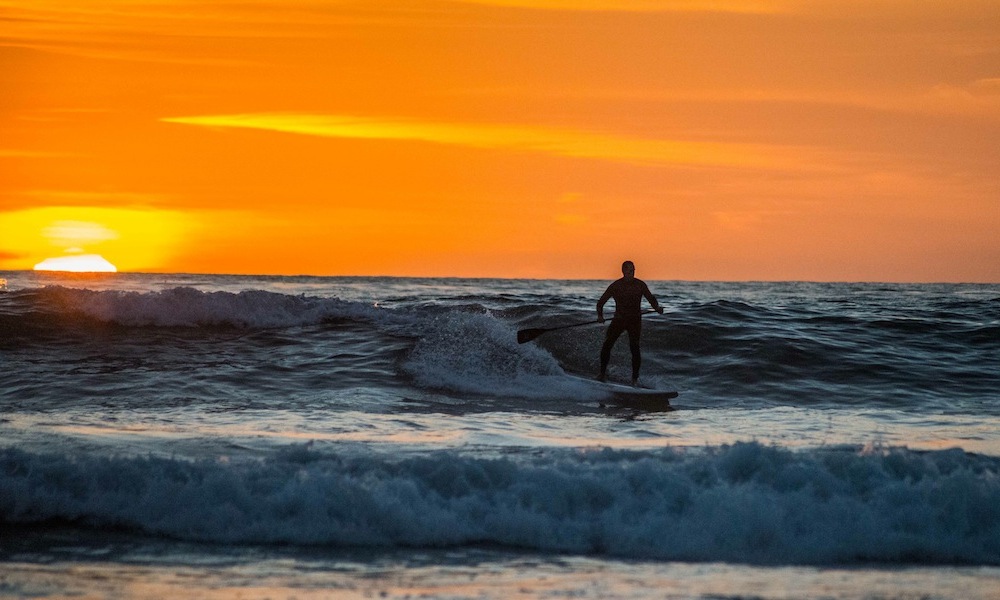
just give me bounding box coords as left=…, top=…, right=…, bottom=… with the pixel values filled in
left=13, top=285, right=380, bottom=328
left=3, top=443, right=999, bottom=565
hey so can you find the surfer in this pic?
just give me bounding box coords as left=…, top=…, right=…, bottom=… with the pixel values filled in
left=597, top=260, right=663, bottom=386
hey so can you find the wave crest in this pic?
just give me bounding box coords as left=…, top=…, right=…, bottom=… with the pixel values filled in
left=3, top=443, right=998, bottom=565
left=31, top=286, right=380, bottom=328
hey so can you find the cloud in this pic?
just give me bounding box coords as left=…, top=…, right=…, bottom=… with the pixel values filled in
left=0, top=149, right=77, bottom=158
left=0, top=190, right=173, bottom=212
left=43, top=220, right=120, bottom=247
left=448, top=0, right=783, bottom=12
left=920, top=80, right=1000, bottom=119
left=0, top=1, right=397, bottom=64
left=164, top=113, right=832, bottom=172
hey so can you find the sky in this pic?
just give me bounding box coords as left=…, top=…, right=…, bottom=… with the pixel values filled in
left=1, top=0, right=998, bottom=281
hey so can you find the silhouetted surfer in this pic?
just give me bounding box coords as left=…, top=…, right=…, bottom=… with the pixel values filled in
left=597, top=260, right=663, bottom=386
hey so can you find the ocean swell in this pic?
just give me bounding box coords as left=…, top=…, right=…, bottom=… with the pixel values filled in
left=3, top=443, right=998, bottom=565
left=12, top=286, right=382, bottom=328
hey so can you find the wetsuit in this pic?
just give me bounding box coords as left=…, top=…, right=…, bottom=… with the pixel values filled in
left=597, top=277, right=661, bottom=381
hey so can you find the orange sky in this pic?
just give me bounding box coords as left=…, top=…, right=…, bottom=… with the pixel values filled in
left=1, top=0, right=998, bottom=281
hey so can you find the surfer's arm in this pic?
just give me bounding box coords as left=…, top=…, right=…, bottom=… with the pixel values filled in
left=642, top=282, right=664, bottom=314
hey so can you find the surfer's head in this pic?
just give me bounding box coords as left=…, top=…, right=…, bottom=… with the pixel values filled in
left=622, top=260, right=635, bottom=279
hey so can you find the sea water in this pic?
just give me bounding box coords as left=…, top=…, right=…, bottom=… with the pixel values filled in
left=1, top=271, right=998, bottom=599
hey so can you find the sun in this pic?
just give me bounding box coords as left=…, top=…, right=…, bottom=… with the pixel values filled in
left=34, top=254, right=118, bottom=273
left=0, top=207, right=194, bottom=273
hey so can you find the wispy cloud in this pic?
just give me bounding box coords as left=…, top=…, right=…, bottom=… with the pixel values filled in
left=449, top=0, right=784, bottom=13
left=164, top=113, right=833, bottom=171
left=0, top=0, right=397, bottom=63
left=0, top=189, right=173, bottom=212
left=0, top=149, right=78, bottom=158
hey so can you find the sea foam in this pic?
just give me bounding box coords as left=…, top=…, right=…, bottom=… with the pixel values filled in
left=401, top=310, right=573, bottom=399
left=3, top=443, right=998, bottom=565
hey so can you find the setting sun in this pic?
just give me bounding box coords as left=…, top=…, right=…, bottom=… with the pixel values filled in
left=34, top=253, right=118, bottom=273
left=0, top=207, right=195, bottom=273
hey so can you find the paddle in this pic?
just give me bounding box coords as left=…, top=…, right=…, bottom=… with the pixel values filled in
left=517, top=309, right=658, bottom=344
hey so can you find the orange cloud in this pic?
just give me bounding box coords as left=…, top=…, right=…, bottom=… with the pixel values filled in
left=451, top=0, right=783, bottom=12
left=163, top=113, right=832, bottom=172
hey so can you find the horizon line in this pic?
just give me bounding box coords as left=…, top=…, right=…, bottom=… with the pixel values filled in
left=2, top=269, right=996, bottom=286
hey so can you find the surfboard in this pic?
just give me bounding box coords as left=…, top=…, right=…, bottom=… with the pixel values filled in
left=565, top=374, right=678, bottom=412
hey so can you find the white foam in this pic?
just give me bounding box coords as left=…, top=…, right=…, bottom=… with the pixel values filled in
left=3, top=443, right=998, bottom=565
left=400, top=311, right=591, bottom=400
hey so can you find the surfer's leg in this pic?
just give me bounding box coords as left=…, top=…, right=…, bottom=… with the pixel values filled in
left=599, top=320, right=625, bottom=380
left=627, top=321, right=642, bottom=383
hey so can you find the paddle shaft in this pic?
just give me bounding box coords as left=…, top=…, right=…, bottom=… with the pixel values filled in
left=517, top=309, right=658, bottom=344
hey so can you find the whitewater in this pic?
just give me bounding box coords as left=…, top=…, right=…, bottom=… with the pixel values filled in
left=1, top=271, right=998, bottom=599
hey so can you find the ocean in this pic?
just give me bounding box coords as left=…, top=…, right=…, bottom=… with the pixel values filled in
left=1, top=271, right=998, bottom=599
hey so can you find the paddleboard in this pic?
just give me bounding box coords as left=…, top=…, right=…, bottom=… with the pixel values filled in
left=565, top=373, right=678, bottom=411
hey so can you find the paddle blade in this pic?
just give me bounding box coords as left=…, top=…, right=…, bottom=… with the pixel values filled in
left=517, top=328, right=547, bottom=344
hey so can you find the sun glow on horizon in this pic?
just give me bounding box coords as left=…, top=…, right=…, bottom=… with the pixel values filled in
left=0, top=206, right=195, bottom=273
left=34, top=253, right=118, bottom=273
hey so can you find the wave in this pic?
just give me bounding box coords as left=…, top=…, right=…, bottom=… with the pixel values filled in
left=0, top=286, right=578, bottom=401
left=3, top=283, right=997, bottom=407
left=3, top=286, right=383, bottom=329
left=2, top=443, right=998, bottom=565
